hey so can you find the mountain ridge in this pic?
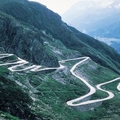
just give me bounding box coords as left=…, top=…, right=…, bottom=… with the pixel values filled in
left=0, top=0, right=120, bottom=119
left=0, top=0, right=120, bottom=73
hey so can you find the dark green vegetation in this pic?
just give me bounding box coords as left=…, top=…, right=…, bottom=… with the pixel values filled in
left=1, top=57, right=120, bottom=120
left=0, top=111, right=20, bottom=120
left=0, top=5, right=58, bottom=67
left=0, top=0, right=120, bottom=72
left=0, top=0, right=120, bottom=120
left=0, top=67, right=40, bottom=120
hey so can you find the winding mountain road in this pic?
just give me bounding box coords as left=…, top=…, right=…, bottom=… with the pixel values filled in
left=117, top=83, right=120, bottom=91
left=0, top=53, right=120, bottom=107
left=66, top=57, right=120, bottom=106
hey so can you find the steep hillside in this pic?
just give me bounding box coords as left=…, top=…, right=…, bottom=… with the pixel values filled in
left=0, top=0, right=120, bottom=120
left=0, top=0, right=120, bottom=73
left=0, top=41, right=120, bottom=120
left=0, top=11, right=59, bottom=67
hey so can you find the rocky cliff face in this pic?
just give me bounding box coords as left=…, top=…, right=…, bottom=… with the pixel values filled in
left=0, top=0, right=120, bottom=73
left=0, top=11, right=59, bottom=67
left=0, top=1, right=120, bottom=120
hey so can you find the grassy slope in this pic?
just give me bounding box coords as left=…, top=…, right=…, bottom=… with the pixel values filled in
left=28, top=57, right=119, bottom=120
left=0, top=0, right=120, bottom=120
left=0, top=111, right=19, bottom=120
left=75, top=59, right=120, bottom=119
left=0, top=46, right=119, bottom=120
left=0, top=0, right=120, bottom=73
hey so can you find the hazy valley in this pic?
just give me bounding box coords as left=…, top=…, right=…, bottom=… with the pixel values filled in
left=62, top=0, right=120, bottom=53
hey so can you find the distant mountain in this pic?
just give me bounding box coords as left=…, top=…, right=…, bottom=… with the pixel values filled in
left=0, top=0, right=120, bottom=120
left=62, top=0, right=120, bottom=53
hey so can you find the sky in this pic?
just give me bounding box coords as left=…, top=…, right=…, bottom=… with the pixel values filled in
left=28, top=0, right=80, bottom=15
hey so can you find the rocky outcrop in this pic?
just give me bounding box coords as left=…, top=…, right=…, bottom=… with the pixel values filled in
left=0, top=75, right=40, bottom=120
left=0, top=11, right=59, bottom=67
left=0, top=0, right=120, bottom=73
